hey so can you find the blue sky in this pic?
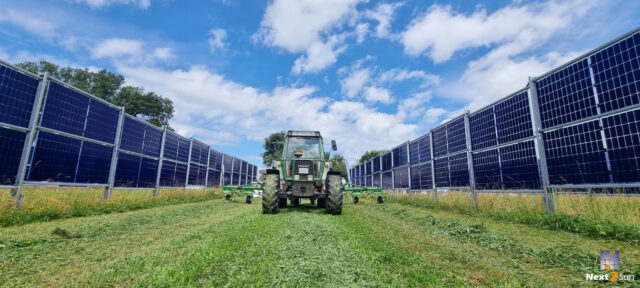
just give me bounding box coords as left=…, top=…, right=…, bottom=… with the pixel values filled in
left=1, top=0, right=639, bottom=167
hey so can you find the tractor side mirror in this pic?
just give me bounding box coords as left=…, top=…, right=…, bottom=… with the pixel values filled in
left=331, top=140, right=337, bottom=151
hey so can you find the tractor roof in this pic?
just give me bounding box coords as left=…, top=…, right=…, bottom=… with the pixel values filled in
left=286, top=131, right=322, bottom=137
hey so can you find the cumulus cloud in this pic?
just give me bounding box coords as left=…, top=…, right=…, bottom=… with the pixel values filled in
left=0, top=9, right=58, bottom=38
left=208, top=29, right=227, bottom=53
left=424, top=107, right=448, bottom=124
left=91, top=38, right=174, bottom=64
left=340, top=67, right=371, bottom=98
left=364, top=86, right=393, bottom=104
left=74, top=0, right=151, bottom=9
left=365, top=2, right=404, bottom=38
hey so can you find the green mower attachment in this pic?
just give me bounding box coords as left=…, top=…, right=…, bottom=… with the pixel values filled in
left=222, top=183, right=263, bottom=204
left=343, top=185, right=384, bottom=204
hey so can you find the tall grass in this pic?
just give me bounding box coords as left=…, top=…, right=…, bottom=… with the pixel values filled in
left=390, top=191, right=640, bottom=244
left=0, top=186, right=222, bottom=227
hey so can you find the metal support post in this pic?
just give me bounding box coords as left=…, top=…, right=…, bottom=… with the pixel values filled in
left=104, top=106, right=125, bottom=200
left=204, top=147, right=211, bottom=189
left=429, top=132, right=437, bottom=202
left=11, top=72, right=48, bottom=209
left=184, top=139, right=194, bottom=195
left=153, top=126, right=167, bottom=197
left=220, top=154, right=225, bottom=187
left=390, top=150, right=395, bottom=196
left=464, top=112, right=477, bottom=207
left=528, top=77, right=555, bottom=213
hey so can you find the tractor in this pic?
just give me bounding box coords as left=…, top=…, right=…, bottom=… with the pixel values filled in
left=262, top=131, right=343, bottom=215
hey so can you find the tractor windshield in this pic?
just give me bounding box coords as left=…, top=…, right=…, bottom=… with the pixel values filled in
left=286, top=136, right=321, bottom=158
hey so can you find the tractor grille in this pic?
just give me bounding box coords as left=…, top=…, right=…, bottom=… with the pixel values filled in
left=294, top=160, right=313, bottom=176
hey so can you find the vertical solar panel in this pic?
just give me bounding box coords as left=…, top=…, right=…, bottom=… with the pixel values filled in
left=394, top=144, right=408, bottom=167
left=448, top=153, right=469, bottom=187
left=418, top=135, right=431, bottom=163
left=232, top=158, right=241, bottom=173
left=366, top=175, right=372, bottom=187
left=232, top=173, right=239, bottom=185
left=189, top=144, right=201, bottom=165
left=114, top=153, right=141, bottom=187
left=160, top=160, right=176, bottom=186
left=499, top=140, right=540, bottom=189
left=207, top=169, right=221, bottom=187
left=0, top=64, right=39, bottom=128
left=602, top=109, right=640, bottom=182
left=177, top=138, right=190, bottom=163
left=28, top=131, right=81, bottom=182
left=536, top=58, right=597, bottom=129
left=591, top=32, right=640, bottom=113
left=381, top=171, right=393, bottom=188
left=393, top=167, right=409, bottom=188
left=84, top=100, right=119, bottom=144
left=365, top=161, right=371, bottom=175
left=472, top=149, right=501, bottom=190
left=544, top=121, right=609, bottom=184
left=0, top=128, right=26, bottom=185
left=40, top=82, right=89, bottom=137
left=382, top=153, right=392, bottom=171
left=372, top=156, right=380, bottom=172
left=409, top=140, right=420, bottom=164
left=469, top=107, right=497, bottom=150
left=373, top=172, right=381, bottom=187
left=138, top=157, right=159, bottom=188
left=119, top=116, right=145, bottom=153
left=434, top=158, right=449, bottom=187
left=241, top=161, right=247, bottom=175
left=142, top=125, right=162, bottom=157
left=223, top=172, right=231, bottom=185
left=75, top=141, right=112, bottom=184
left=223, top=154, right=233, bottom=171
left=410, top=166, right=420, bottom=190
left=174, top=163, right=187, bottom=186
left=432, top=126, right=448, bottom=157
left=494, top=91, right=533, bottom=144
left=163, top=133, right=179, bottom=160
left=446, top=118, right=467, bottom=154
left=419, top=163, right=432, bottom=190
left=188, top=164, right=204, bottom=186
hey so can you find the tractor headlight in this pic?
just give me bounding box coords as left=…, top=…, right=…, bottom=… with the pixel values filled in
left=294, top=175, right=299, bottom=180
left=307, top=175, right=313, bottom=181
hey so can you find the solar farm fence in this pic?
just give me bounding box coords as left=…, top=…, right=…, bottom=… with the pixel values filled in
left=0, top=60, right=258, bottom=209
left=348, top=27, right=640, bottom=213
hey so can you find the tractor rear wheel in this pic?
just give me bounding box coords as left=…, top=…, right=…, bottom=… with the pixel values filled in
left=279, top=198, right=288, bottom=208
left=246, top=196, right=252, bottom=204
left=377, top=196, right=384, bottom=204
left=353, top=196, right=359, bottom=204
left=325, top=174, right=343, bottom=215
left=225, top=195, right=232, bottom=201
left=262, top=174, right=280, bottom=214
left=317, top=198, right=326, bottom=208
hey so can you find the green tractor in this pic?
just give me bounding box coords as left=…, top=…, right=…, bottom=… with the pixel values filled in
left=262, top=131, right=343, bottom=215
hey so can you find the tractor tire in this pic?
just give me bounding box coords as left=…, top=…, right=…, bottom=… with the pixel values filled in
left=246, top=196, right=252, bottom=204
left=377, top=196, right=384, bottom=204
left=279, top=198, right=288, bottom=208
left=317, top=198, right=326, bottom=208
left=225, top=194, right=232, bottom=201
left=310, top=198, right=315, bottom=205
left=262, top=174, right=280, bottom=214
left=353, top=196, right=359, bottom=204
left=325, top=174, right=343, bottom=215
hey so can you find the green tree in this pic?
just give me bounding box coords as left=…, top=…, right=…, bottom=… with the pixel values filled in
left=261, top=131, right=285, bottom=166
left=358, top=150, right=388, bottom=164
left=16, top=61, right=173, bottom=127
left=329, top=154, right=348, bottom=179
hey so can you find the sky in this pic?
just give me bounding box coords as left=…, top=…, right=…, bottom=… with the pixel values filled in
left=1, top=0, right=639, bottom=168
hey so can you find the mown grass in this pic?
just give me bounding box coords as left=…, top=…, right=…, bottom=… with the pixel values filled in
left=0, top=187, right=221, bottom=227
left=389, top=191, right=640, bottom=244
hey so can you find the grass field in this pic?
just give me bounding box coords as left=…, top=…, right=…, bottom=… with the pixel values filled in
left=1, top=196, right=639, bottom=287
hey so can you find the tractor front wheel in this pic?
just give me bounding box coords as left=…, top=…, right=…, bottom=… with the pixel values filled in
left=377, top=196, right=384, bottom=204
left=325, top=174, right=343, bottom=215
left=262, top=174, right=280, bottom=214
left=225, top=194, right=232, bottom=201
left=279, top=198, right=288, bottom=208
left=353, top=196, right=359, bottom=204
left=246, top=196, right=252, bottom=204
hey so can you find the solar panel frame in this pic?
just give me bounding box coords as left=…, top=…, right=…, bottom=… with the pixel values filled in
left=434, top=158, right=449, bottom=187
left=382, top=153, right=392, bottom=171
left=418, top=135, right=431, bottom=163
left=601, top=108, right=640, bottom=183
left=372, top=155, right=380, bottom=172
left=27, top=131, right=81, bottom=183
left=0, top=63, right=40, bottom=128
left=381, top=171, right=393, bottom=188
left=447, top=117, right=467, bottom=154
left=448, top=153, right=470, bottom=187
left=75, top=141, right=112, bottom=184
left=138, top=157, right=159, bottom=188
left=114, top=152, right=141, bottom=187
left=409, top=140, right=420, bottom=165
left=84, top=99, right=119, bottom=144
left=469, top=107, right=497, bottom=150
left=393, top=166, right=409, bottom=188
left=472, top=148, right=501, bottom=190
left=419, top=163, right=433, bottom=190
left=410, top=165, right=420, bottom=190
left=159, top=160, right=176, bottom=186
left=142, top=125, right=162, bottom=157
left=432, top=126, right=448, bottom=157
left=372, top=172, right=381, bottom=187
left=499, top=140, right=541, bottom=189
left=207, top=169, right=221, bottom=187
left=494, top=91, right=533, bottom=144
left=119, top=116, right=145, bottom=154
left=40, top=82, right=90, bottom=138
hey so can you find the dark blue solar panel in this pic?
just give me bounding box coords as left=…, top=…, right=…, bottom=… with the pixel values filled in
left=189, top=144, right=201, bottom=164
left=223, top=172, right=231, bottom=185
left=409, top=140, right=420, bottom=164
left=365, top=161, right=371, bottom=175
left=209, top=150, right=223, bottom=170
left=0, top=127, right=26, bottom=185
left=447, top=118, right=467, bottom=154
left=495, top=91, right=533, bottom=144
left=418, top=135, right=431, bottom=163
left=119, top=116, right=145, bottom=154
left=372, top=156, right=380, bottom=172
left=207, top=169, right=221, bottom=187
left=76, top=141, right=112, bottom=184
left=40, top=82, right=89, bottom=137
left=470, top=107, right=497, bottom=150
left=366, top=175, right=372, bottom=187
left=84, top=99, right=119, bottom=144
left=473, top=149, right=501, bottom=190
left=222, top=154, right=231, bottom=171
left=137, top=157, right=158, bottom=188
left=499, top=140, right=540, bottom=189
left=174, top=163, right=187, bottom=186
left=381, top=171, right=393, bottom=188
left=248, top=165, right=253, bottom=177
left=232, top=173, right=240, bottom=185
left=189, top=163, right=205, bottom=185
left=241, top=161, right=247, bottom=174
left=544, top=121, right=609, bottom=184
left=432, top=126, right=448, bottom=157
left=434, top=158, right=449, bottom=187
left=394, top=167, right=409, bottom=188
left=160, top=160, right=176, bottom=186
left=410, top=165, right=420, bottom=190
left=373, top=172, right=380, bottom=187
left=28, top=131, right=80, bottom=182
left=393, top=143, right=408, bottom=167
left=114, top=153, right=140, bottom=187
left=381, top=153, right=392, bottom=171
left=142, top=125, right=162, bottom=157
left=591, top=32, right=640, bottom=113
left=199, top=146, right=209, bottom=166
left=163, top=132, right=179, bottom=160
left=602, top=109, right=640, bottom=183
left=536, top=58, right=596, bottom=129
left=176, top=138, right=190, bottom=163
left=449, top=153, right=469, bottom=187
left=419, top=163, right=432, bottom=190
left=0, top=64, right=39, bottom=128
left=233, top=158, right=242, bottom=173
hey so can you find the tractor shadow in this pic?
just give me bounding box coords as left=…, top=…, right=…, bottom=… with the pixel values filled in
left=278, top=203, right=326, bottom=215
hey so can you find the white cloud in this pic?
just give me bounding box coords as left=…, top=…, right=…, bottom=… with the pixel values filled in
left=365, top=2, right=404, bottom=38
left=401, top=0, right=595, bottom=63
left=0, top=9, right=57, bottom=38
left=254, top=0, right=364, bottom=74
left=91, top=38, right=173, bottom=64
left=355, top=23, right=368, bottom=44
left=208, top=29, right=227, bottom=53
left=397, top=90, right=431, bottom=119
left=424, top=107, right=447, bottom=124
left=74, top=0, right=151, bottom=9
left=377, top=68, right=439, bottom=88
left=340, top=67, right=371, bottom=97
left=364, top=86, right=393, bottom=104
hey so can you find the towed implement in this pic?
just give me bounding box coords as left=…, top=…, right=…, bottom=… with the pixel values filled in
left=222, top=183, right=263, bottom=204
left=343, top=185, right=384, bottom=204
